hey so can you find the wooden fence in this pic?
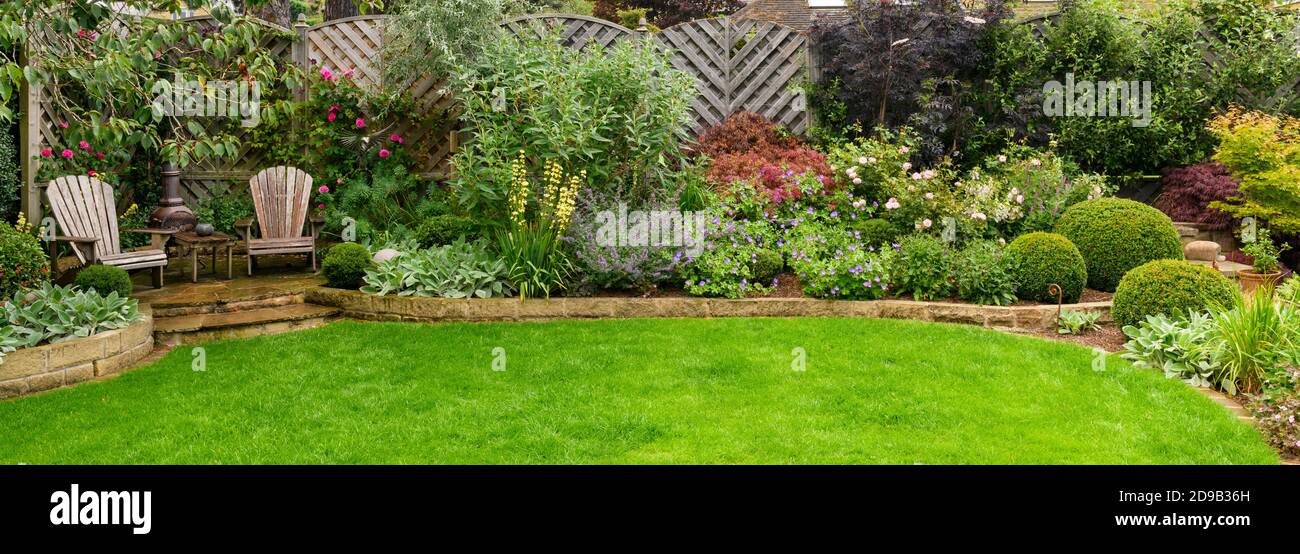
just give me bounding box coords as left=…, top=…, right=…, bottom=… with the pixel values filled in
left=20, top=13, right=810, bottom=218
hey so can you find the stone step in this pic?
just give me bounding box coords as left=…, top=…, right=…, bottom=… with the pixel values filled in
left=151, top=293, right=305, bottom=318
left=153, top=303, right=340, bottom=346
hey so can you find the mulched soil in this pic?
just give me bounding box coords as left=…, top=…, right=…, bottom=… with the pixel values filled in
left=1027, top=323, right=1128, bottom=353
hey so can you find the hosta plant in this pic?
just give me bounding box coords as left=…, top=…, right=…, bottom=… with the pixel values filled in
left=0, top=283, right=142, bottom=364
left=1121, top=312, right=1219, bottom=389
left=361, top=239, right=513, bottom=299
left=1058, top=310, right=1102, bottom=336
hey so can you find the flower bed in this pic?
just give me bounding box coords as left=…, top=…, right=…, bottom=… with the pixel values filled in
left=306, top=286, right=1110, bottom=331
left=0, top=306, right=153, bottom=399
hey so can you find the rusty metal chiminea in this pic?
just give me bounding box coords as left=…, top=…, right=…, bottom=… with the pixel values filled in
left=147, top=162, right=196, bottom=232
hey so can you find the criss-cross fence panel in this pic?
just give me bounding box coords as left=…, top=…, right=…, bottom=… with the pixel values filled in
left=656, top=17, right=808, bottom=134
left=501, top=13, right=637, bottom=50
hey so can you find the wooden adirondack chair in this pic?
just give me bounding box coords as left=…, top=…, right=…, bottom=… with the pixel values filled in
left=45, top=175, right=175, bottom=288
left=235, top=166, right=324, bottom=275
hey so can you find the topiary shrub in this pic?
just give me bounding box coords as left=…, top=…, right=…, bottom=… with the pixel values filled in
left=1054, top=197, right=1183, bottom=292
left=1006, top=232, right=1088, bottom=303
left=1112, top=259, right=1236, bottom=329
left=321, top=243, right=373, bottom=289
left=749, top=248, right=783, bottom=282
left=0, top=220, right=50, bottom=299
left=74, top=264, right=133, bottom=298
left=415, top=215, right=475, bottom=248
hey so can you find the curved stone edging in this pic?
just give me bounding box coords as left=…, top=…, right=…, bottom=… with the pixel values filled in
left=0, top=307, right=154, bottom=399
left=305, top=287, right=1111, bottom=331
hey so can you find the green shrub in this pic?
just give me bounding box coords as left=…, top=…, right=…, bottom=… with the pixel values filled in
left=0, top=220, right=50, bottom=300
left=0, top=126, right=19, bottom=222
left=852, top=218, right=897, bottom=249
left=1006, top=232, right=1088, bottom=303
left=1054, top=198, right=1184, bottom=292
left=953, top=240, right=1017, bottom=306
left=749, top=248, right=783, bottom=282
left=74, top=265, right=133, bottom=298
left=1112, top=259, right=1236, bottom=329
left=321, top=243, right=373, bottom=290
left=415, top=215, right=475, bottom=248
left=892, top=233, right=952, bottom=301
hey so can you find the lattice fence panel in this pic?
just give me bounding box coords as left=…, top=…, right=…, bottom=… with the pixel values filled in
left=656, top=17, right=808, bottom=134
left=501, top=14, right=637, bottom=51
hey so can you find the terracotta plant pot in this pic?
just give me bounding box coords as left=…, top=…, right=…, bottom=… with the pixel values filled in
left=1239, top=270, right=1281, bottom=294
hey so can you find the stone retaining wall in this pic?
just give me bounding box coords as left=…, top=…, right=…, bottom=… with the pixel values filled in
left=0, top=308, right=154, bottom=399
left=306, top=288, right=1112, bottom=331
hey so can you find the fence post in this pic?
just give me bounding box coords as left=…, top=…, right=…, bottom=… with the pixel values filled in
left=293, top=14, right=310, bottom=99
left=18, top=39, right=41, bottom=224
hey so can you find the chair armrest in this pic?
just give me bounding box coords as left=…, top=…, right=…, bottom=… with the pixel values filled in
left=309, top=216, right=326, bottom=240
left=123, top=228, right=179, bottom=236
left=55, top=235, right=99, bottom=244
left=235, top=219, right=254, bottom=241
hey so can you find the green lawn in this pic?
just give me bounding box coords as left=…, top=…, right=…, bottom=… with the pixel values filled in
left=0, top=318, right=1277, bottom=464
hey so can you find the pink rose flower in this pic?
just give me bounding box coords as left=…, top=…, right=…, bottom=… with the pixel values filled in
left=378, top=149, right=390, bottom=159
left=61, top=149, right=74, bottom=159
left=40, top=149, right=52, bottom=157
left=389, top=133, right=403, bottom=144
left=344, top=69, right=354, bottom=78
left=58, top=121, right=68, bottom=129
left=327, top=112, right=336, bottom=122
left=355, top=118, right=365, bottom=129
left=320, top=67, right=333, bottom=81
left=87, top=170, right=97, bottom=177
left=96, top=152, right=105, bottom=159
left=317, top=203, right=326, bottom=210
left=318, top=185, right=330, bottom=193
left=79, top=140, right=90, bottom=150
left=336, top=178, right=343, bottom=185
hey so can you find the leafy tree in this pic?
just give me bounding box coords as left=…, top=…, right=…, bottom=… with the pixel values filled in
left=810, top=0, right=1012, bottom=163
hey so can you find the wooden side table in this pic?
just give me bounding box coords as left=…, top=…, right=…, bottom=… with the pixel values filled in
left=172, top=231, right=235, bottom=283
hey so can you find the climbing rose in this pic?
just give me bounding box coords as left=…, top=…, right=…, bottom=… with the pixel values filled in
left=96, top=152, right=105, bottom=159
left=79, top=140, right=91, bottom=150
left=378, top=149, right=390, bottom=159
left=355, top=118, right=365, bottom=128
left=61, top=149, right=73, bottom=159
left=87, top=170, right=96, bottom=177
left=320, top=67, right=333, bottom=81
left=318, top=185, right=330, bottom=193
left=40, top=149, right=52, bottom=157
left=389, top=133, right=403, bottom=144
left=327, top=112, right=336, bottom=122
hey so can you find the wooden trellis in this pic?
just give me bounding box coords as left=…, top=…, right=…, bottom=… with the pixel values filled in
left=500, top=13, right=637, bottom=50
left=656, top=18, right=809, bottom=134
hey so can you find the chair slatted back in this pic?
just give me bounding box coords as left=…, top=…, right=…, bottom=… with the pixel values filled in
left=249, top=166, right=314, bottom=240
left=46, top=175, right=121, bottom=264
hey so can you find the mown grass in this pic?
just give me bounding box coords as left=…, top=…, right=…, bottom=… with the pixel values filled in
left=0, top=318, right=1277, bottom=464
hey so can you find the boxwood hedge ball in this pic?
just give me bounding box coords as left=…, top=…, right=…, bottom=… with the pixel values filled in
left=1006, top=232, right=1087, bottom=304
left=1053, top=198, right=1183, bottom=292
